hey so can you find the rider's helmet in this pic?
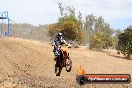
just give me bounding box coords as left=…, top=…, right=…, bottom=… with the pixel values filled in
left=57, top=32, right=63, bottom=39
left=58, top=32, right=63, bottom=36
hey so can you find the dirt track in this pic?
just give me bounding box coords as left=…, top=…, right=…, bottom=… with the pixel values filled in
left=0, top=37, right=132, bottom=88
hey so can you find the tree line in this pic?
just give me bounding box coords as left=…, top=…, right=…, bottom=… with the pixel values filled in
left=0, top=23, right=50, bottom=42
left=48, top=3, right=132, bottom=59
left=48, top=3, right=120, bottom=48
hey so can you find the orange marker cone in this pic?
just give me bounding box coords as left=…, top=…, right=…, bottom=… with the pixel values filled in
left=77, top=65, right=86, bottom=75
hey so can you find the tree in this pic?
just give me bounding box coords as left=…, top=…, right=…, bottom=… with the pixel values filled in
left=58, top=3, right=64, bottom=16
left=78, top=11, right=83, bottom=29
left=84, top=14, right=95, bottom=43
left=89, top=32, right=114, bottom=50
left=84, top=14, right=95, bottom=32
left=65, top=6, right=75, bottom=17
left=59, top=16, right=84, bottom=43
left=48, top=23, right=61, bottom=40
left=116, top=26, right=132, bottom=59
left=48, top=4, right=84, bottom=43
left=84, top=14, right=115, bottom=49
left=112, top=29, right=122, bottom=48
left=94, top=16, right=114, bottom=36
left=48, top=16, right=84, bottom=43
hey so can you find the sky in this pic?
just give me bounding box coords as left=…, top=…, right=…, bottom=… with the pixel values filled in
left=0, top=0, right=132, bottom=29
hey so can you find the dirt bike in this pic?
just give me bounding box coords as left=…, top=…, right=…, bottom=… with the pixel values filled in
left=54, top=45, right=72, bottom=76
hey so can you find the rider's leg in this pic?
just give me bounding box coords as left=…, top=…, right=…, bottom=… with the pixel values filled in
left=53, top=49, right=57, bottom=61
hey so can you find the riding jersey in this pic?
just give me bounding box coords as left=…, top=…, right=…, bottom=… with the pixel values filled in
left=52, top=37, right=67, bottom=56
left=52, top=37, right=67, bottom=49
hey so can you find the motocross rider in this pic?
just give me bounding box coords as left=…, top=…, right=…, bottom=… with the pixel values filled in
left=52, top=33, right=68, bottom=58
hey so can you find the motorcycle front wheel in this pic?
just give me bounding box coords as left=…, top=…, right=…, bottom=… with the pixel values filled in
left=65, top=58, right=72, bottom=72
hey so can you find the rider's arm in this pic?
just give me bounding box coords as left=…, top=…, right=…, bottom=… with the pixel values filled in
left=61, top=39, right=68, bottom=46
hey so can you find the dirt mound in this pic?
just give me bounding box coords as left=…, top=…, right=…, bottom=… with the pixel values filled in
left=0, top=37, right=132, bottom=88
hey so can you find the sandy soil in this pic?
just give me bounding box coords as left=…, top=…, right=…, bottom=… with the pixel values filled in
left=0, top=37, right=132, bottom=88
